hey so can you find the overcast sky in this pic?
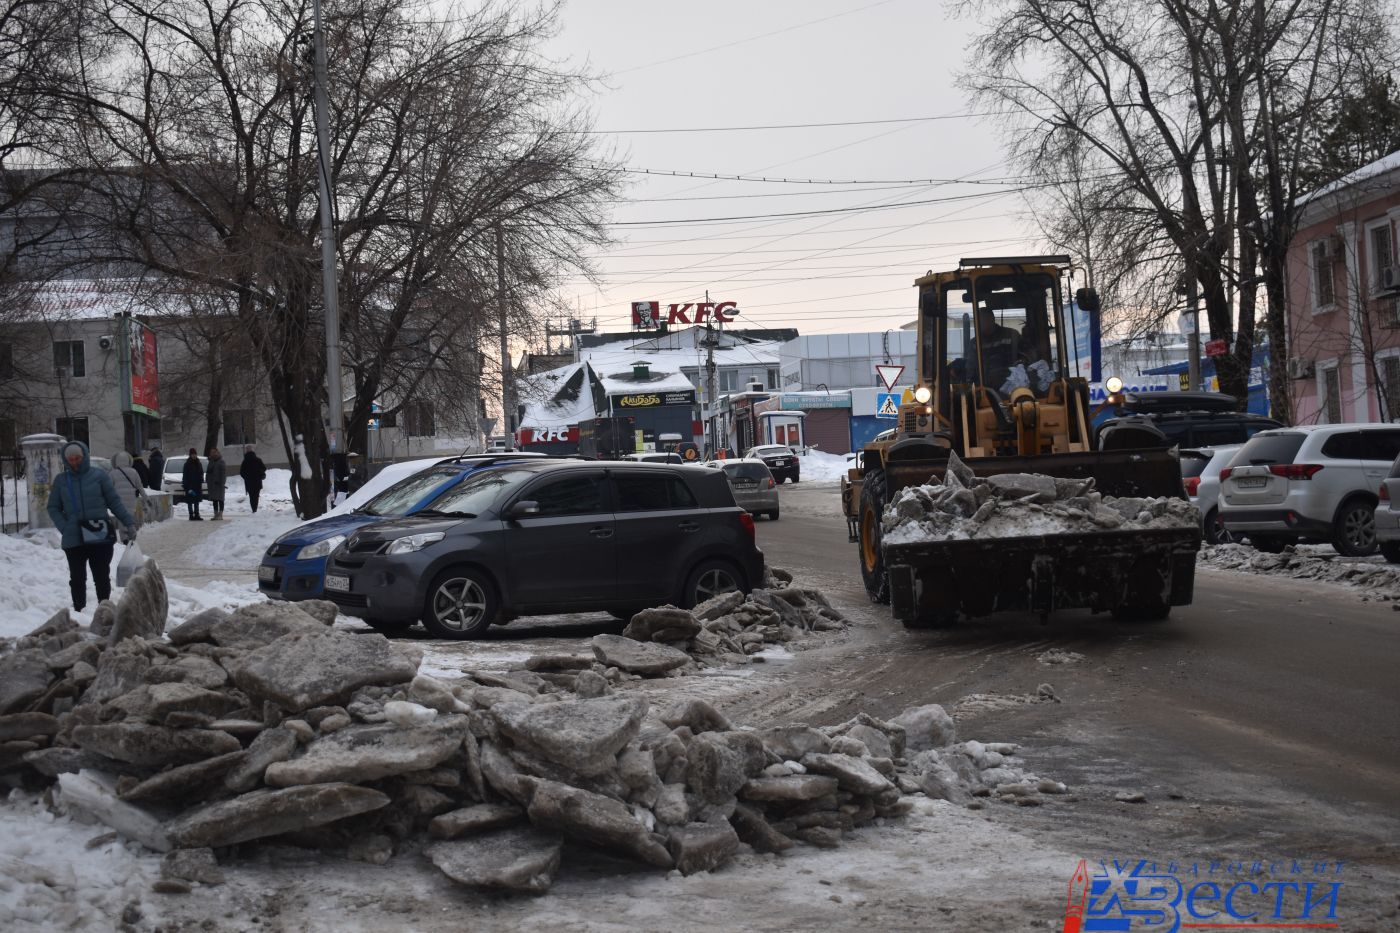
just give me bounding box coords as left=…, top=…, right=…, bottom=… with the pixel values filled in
left=544, top=0, right=1047, bottom=338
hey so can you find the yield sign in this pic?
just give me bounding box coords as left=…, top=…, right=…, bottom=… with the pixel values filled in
left=875, top=364, right=904, bottom=391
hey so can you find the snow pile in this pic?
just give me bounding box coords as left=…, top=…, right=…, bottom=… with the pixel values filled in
left=797, top=449, right=852, bottom=484
left=1201, top=544, right=1400, bottom=600
left=183, top=507, right=302, bottom=570
left=882, top=453, right=1198, bottom=545
left=0, top=570, right=1063, bottom=902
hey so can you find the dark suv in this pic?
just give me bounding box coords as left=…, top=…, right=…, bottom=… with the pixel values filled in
left=322, top=460, right=764, bottom=639
left=1096, top=391, right=1281, bottom=449
left=744, top=445, right=800, bottom=483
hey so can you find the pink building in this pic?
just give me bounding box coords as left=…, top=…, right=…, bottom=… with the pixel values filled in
left=1288, top=151, right=1400, bottom=424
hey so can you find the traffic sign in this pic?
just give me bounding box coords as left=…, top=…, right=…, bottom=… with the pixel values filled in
left=875, top=364, right=904, bottom=391
left=876, top=393, right=900, bottom=418
left=1204, top=338, right=1228, bottom=357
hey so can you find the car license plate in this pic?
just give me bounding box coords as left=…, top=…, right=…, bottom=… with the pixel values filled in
left=735, top=480, right=757, bottom=489
left=324, top=574, right=350, bottom=592
left=258, top=565, right=276, bottom=582
left=1237, top=476, right=1267, bottom=488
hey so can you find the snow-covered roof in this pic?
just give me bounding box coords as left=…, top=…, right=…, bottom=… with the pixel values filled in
left=581, top=340, right=779, bottom=374
left=595, top=365, right=696, bottom=396
left=517, top=362, right=600, bottom=430
left=1297, top=149, right=1400, bottom=226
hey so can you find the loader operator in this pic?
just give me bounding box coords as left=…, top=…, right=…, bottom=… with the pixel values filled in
left=951, top=306, right=1023, bottom=388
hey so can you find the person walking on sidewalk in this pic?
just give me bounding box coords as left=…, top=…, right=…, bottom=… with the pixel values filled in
left=46, top=441, right=137, bottom=612
left=147, top=446, right=166, bottom=491
left=206, top=447, right=227, bottom=520
left=182, top=447, right=204, bottom=520
left=106, top=451, right=151, bottom=529
left=240, top=446, right=267, bottom=513
left=132, top=455, right=152, bottom=490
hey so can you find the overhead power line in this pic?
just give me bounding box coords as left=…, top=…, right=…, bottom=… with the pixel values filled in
left=606, top=188, right=1035, bottom=227
left=602, top=166, right=1028, bottom=186
left=588, top=112, right=1003, bottom=134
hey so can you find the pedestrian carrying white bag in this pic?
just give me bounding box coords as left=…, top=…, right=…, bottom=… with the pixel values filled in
left=116, top=541, right=147, bottom=587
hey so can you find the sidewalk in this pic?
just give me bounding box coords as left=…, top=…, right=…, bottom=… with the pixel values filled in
left=137, top=504, right=301, bottom=590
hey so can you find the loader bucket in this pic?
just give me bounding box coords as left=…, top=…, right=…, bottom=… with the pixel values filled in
left=883, top=447, right=1185, bottom=501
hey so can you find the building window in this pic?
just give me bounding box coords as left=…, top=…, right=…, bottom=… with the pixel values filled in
left=54, top=339, right=85, bottom=378
left=56, top=416, right=89, bottom=445
left=719, top=370, right=738, bottom=392
left=766, top=368, right=779, bottom=390
left=0, top=417, right=15, bottom=455
left=223, top=409, right=256, bottom=446
left=405, top=399, right=435, bottom=437
left=1320, top=365, right=1342, bottom=424
left=1369, top=221, right=1394, bottom=292
left=0, top=342, right=12, bottom=379
left=1382, top=356, right=1400, bottom=422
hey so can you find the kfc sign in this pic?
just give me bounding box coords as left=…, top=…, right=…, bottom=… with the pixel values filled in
left=519, top=426, right=579, bottom=445
left=632, top=300, right=740, bottom=328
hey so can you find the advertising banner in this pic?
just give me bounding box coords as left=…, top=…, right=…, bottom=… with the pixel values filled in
left=615, top=390, right=695, bottom=408
left=631, top=301, right=740, bottom=329
left=120, top=316, right=159, bottom=417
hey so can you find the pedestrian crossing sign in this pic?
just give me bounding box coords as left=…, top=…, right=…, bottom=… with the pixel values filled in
left=876, top=393, right=900, bottom=418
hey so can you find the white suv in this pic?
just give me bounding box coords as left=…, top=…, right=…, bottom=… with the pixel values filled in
left=1219, top=424, right=1400, bottom=556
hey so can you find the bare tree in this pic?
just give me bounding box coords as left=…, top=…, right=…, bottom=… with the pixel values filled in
left=960, top=0, right=1394, bottom=414
left=36, top=0, right=617, bottom=516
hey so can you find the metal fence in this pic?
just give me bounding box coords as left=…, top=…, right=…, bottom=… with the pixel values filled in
left=1, top=455, right=25, bottom=532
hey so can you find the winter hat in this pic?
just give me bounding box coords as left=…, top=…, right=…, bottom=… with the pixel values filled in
left=63, top=442, right=85, bottom=461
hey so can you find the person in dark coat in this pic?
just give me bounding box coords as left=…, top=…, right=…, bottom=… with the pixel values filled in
left=132, top=456, right=152, bottom=489
left=239, top=447, right=267, bottom=513
left=147, top=447, right=166, bottom=491
left=182, top=447, right=204, bottom=520
left=206, top=447, right=227, bottom=520
left=46, top=441, right=137, bottom=611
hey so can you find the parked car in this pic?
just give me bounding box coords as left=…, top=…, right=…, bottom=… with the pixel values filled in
left=161, top=455, right=208, bottom=495
left=1096, top=391, right=1282, bottom=449
left=622, top=452, right=683, bottom=464
left=258, top=453, right=548, bottom=601
left=1218, top=424, right=1400, bottom=555
left=1373, top=452, right=1400, bottom=563
left=1179, top=445, right=1242, bottom=545
left=323, top=460, right=764, bottom=639
left=744, top=444, right=800, bottom=483
left=707, top=458, right=780, bottom=520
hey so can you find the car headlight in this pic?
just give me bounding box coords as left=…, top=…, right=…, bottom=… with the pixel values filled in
left=386, top=532, right=445, bottom=555
left=296, top=535, right=346, bottom=560
left=913, top=385, right=932, bottom=404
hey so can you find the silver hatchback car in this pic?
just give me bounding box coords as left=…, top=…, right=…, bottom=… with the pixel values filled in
left=708, top=459, right=780, bottom=520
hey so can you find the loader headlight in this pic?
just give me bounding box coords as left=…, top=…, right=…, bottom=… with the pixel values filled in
left=1105, top=376, right=1123, bottom=394
left=913, top=385, right=932, bottom=404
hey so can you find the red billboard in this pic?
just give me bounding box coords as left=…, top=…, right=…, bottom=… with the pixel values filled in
left=122, top=316, right=159, bottom=417
left=519, top=425, right=579, bottom=445
left=632, top=300, right=740, bottom=328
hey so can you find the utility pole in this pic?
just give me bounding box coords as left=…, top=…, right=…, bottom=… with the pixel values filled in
left=496, top=226, right=514, bottom=443
left=1186, top=273, right=1202, bottom=392
left=311, top=0, right=342, bottom=455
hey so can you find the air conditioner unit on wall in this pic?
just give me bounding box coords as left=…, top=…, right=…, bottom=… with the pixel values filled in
left=1382, top=266, right=1400, bottom=292
left=1287, top=357, right=1315, bottom=379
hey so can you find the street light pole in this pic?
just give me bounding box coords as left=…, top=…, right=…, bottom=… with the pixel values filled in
left=311, top=0, right=343, bottom=455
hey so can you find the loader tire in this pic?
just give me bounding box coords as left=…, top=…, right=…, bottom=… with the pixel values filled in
left=859, top=468, right=891, bottom=604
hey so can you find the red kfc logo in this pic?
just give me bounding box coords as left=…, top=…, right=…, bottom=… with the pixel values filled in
left=631, top=300, right=740, bottom=327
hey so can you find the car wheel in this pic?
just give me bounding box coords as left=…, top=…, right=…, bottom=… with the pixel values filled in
left=1203, top=509, right=1235, bottom=546
left=681, top=559, right=745, bottom=609
left=768, top=509, right=780, bottom=521
left=1381, top=542, right=1400, bottom=564
left=791, top=475, right=800, bottom=484
left=1332, top=497, right=1378, bottom=557
left=421, top=567, right=498, bottom=640
left=1249, top=535, right=1288, bottom=554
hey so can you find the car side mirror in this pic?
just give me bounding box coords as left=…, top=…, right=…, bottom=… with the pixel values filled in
left=507, top=500, right=540, bottom=519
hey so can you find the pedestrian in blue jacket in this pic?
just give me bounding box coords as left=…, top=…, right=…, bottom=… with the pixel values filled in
left=46, top=440, right=137, bottom=611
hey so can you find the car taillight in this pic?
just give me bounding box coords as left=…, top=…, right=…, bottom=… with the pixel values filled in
left=1183, top=477, right=1200, bottom=496
left=1268, top=464, right=1323, bottom=480
left=739, top=512, right=756, bottom=541
left=767, top=477, right=775, bottom=489
left=1219, top=468, right=1232, bottom=481
left=1381, top=484, right=1390, bottom=501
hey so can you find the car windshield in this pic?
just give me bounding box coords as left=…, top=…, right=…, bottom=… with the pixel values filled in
left=423, top=466, right=534, bottom=514
left=1231, top=433, right=1306, bottom=467
left=357, top=466, right=463, bottom=517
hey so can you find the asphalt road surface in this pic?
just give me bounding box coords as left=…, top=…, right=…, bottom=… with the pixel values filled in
left=751, top=481, right=1400, bottom=922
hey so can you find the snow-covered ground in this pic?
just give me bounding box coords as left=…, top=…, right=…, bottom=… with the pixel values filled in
left=798, top=449, right=851, bottom=485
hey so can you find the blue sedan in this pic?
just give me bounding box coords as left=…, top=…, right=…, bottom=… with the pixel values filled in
left=257, top=454, right=546, bottom=600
